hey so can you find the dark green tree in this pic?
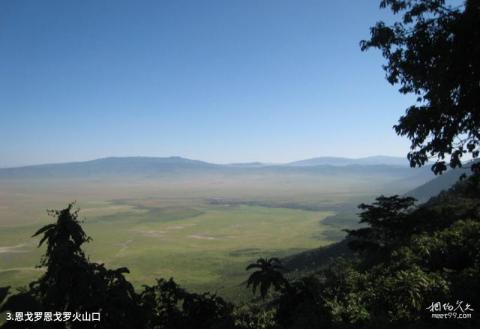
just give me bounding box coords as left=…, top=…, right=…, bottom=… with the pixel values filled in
left=346, top=195, right=416, bottom=255
left=140, top=278, right=235, bottom=329
left=361, top=0, right=480, bottom=174
left=274, top=276, right=330, bottom=329
left=0, top=204, right=144, bottom=329
left=245, top=258, right=287, bottom=300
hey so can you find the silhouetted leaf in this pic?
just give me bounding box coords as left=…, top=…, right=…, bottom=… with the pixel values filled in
left=0, top=286, right=9, bottom=305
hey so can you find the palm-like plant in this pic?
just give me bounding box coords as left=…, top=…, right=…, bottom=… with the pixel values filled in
left=246, top=257, right=288, bottom=299
left=33, top=202, right=90, bottom=260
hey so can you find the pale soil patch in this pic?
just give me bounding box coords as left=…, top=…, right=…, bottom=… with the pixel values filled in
left=188, top=234, right=219, bottom=241
left=167, top=225, right=185, bottom=230
left=136, top=230, right=166, bottom=238
left=165, top=223, right=196, bottom=230
left=0, top=267, right=43, bottom=273
left=115, top=239, right=133, bottom=255
left=82, top=205, right=146, bottom=217
left=0, top=243, right=29, bottom=254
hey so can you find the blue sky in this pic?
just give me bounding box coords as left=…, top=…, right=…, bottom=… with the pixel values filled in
left=0, top=0, right=414, bottom=167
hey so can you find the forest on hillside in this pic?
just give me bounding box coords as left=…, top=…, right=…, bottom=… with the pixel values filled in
left=1, top=0, right=479, bottom=328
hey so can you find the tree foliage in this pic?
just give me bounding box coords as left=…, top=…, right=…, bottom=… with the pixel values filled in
left=361, top=0, right=480, bottom=174
left=140, top=278, right=235, bottom=329
left=245, top=258, right=287, bottom=300
left=264, top=174, right=479, bottom=328
left=346, top=195, right=416, bottom=255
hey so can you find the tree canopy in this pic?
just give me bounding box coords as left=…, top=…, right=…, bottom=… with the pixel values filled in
left=361, top=0, right=480, bottom=174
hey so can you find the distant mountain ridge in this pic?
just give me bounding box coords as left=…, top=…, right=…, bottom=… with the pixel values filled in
left=0, top=156, right=219, bottom=179
left=2, top=155, right=410, bottom=170
left=0, top=155, right=428, bottom=181
left=287, top=156, right=410, bottom=167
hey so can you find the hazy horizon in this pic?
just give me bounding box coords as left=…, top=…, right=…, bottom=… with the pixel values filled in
left=0, top=153, right=414, bottom=169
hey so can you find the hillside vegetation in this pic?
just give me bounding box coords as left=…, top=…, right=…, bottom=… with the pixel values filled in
left=1, top=173, right=479, bottom=329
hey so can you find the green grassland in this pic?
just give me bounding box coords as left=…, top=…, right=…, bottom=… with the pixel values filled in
left=0, top=172, right=422, bottom=301
left=0, top=199, right=334, bottom=301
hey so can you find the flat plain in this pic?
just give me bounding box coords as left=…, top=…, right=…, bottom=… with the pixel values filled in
left=0, top=161, right=432, bottom=301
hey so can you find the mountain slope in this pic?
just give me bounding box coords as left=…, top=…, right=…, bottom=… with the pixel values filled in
left=0, top=157, right=429, bottom=180
left=288, top=156, right=410, bottom=167
left=405, top=163, right=477, bottom=201
left=0, top=156, right=219, bottom=179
